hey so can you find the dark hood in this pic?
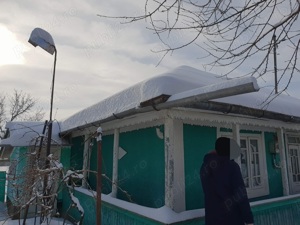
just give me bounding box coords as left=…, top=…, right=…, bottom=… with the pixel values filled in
left=215, top=137, right=241, bottom=160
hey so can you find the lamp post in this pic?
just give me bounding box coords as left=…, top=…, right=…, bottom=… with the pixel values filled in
left=28, top=27, right=57, bottom=222
left=28, top=27, right=57, bottom=158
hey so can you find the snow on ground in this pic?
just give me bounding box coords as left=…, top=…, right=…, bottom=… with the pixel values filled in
left=0, top=217, right=73, bottom=225
left=0, top=203, right=72, bottom=225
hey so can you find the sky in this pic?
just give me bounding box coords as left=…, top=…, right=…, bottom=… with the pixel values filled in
left=0, top=0, right=299, bottom=121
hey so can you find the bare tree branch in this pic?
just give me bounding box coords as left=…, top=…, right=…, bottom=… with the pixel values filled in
left=9, top=90, right=36, bottom=121
left=98, top=0, right=300, bottom=92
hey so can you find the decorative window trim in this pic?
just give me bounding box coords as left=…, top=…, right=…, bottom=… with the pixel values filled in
left=285, top=133, right=300, bottom=194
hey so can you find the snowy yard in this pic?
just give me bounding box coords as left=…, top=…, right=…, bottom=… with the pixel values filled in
left=0, top=203, right=72, bottom=225
left=0, top=217, right=73, bottom=225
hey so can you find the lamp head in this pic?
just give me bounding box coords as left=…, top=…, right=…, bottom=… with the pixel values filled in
left=28, top=28, right=56, bottom=55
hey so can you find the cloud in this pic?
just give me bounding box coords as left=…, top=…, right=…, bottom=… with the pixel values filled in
left=1, top=0, right=299, bottom=121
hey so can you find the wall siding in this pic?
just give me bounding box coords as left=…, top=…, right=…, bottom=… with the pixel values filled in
left=183, top=124, right=217, bottom=210
left=0, top=171, right=6, bottom=202
left=70, top=136, right=85, bottom=171
left=61, top=189, right=300, bottom=225
left=117, top=126, right=165, bottom=208
left=252, top=198, right=300, bottom=224
left=89, top=135, right=114, bottom=194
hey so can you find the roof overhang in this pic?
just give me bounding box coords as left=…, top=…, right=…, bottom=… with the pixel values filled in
left=60, top=76, right=259, bottom=135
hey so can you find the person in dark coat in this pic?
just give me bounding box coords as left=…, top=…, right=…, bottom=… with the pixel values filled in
left=200, top=137, right=254, bottom=225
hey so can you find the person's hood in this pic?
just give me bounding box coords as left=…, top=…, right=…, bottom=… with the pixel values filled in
left=215, top=137, right=241, bottom=160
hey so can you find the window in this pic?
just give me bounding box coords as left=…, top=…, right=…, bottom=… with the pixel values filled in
left=240, top=136, right=269, bottom=198
left=221, top=133, right=269, bottom=198
left=286, top=135, right=300, bottom=194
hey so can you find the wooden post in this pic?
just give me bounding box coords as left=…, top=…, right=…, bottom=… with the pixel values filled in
left=96, top=127, right=102, bottom=225
left=111, top=128, right=120, bottom=197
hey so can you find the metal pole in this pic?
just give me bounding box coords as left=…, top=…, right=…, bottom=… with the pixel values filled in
left=49, top=47, right=57, bottom=122
left=46, top=46, right=57, bottom=166
left=42, top=47, right=57, bottom=221
left=273, top=34, right=278, bottom=94
left=96, top=127, right=102, bottom=225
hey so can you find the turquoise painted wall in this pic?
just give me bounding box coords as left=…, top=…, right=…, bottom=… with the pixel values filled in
left=59, top=146, right=71, bottom=202
left=117, top=126, right=165, bottom=208
left=183, top=127, right=284, bottom=209
left=60, top=146, right=71, bottom=172
left=7, top=147, right=28, bottom=204
left=70, top=136, right=84, bottom=171
left=89, top=135, right=114, bottom=194
left=62, top=188, right=300, bottom=225
left=68, top=134, right=114, bottom=194
left=0, top=171, right=6, bottom=202
left=183, top=124, right=217, bottom=210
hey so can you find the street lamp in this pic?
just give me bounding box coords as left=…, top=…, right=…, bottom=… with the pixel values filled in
left=28, top=28, right=57, bottom=160
left=28, top=28, right=57, bottom=221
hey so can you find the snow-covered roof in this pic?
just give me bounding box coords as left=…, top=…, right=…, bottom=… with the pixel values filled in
left=0, top=121, right=64, bottom=147
left=61, top=66, right=300, bottom=132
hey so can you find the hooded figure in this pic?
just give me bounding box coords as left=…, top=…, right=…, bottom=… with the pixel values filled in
left=200, top=137, right=254, bottom=225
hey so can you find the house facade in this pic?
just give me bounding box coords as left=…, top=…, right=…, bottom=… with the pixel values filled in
left=0, top=121, right=64, bottom=219
left=58, top=66, right=300, bottom=224
left=2, top=66, right=300, bottom=224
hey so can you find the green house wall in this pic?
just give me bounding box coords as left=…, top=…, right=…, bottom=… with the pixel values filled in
left=0, top=171, right=6, bottom=202
left=117, top=126, right=165, bottom=208
left=89, top=135, right=114, bottom=194
left=66, top=126, right=165, bottom=208
left=61, top=121, right=290, bottom=224
left=62, top=188, right=300, bottom=225
left=70, top=136, right=84, bottom=171
left=7, top=147, right=28, bottom=204
left=183, top=124, right=217, bottom=210
left=60, top=146, right=71, bottom=172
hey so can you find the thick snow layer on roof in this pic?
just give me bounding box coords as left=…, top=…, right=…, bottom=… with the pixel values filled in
left=0, top=121, right=64, bottom=147
left=61, top=65, right=300, bottom=132
left=215, top=88, right=300, bottom=117
left=61, top=66, right=218, bottom=132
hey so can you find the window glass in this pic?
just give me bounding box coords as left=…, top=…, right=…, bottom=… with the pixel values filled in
left=221, top=132, right=269, bottom=198
left=240, top=139, right=249, bottom=187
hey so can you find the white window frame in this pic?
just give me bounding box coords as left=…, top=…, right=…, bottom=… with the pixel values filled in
left=286, top=134, right=300, bottom=194
left=220, top=132, right=269, bottom=198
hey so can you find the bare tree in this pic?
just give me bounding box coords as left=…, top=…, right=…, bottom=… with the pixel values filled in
left=98, top=0, right=300, bottom=93
left=0, top=96, right=5, bottom=128
left=0, top=90, right=45, bottom=136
